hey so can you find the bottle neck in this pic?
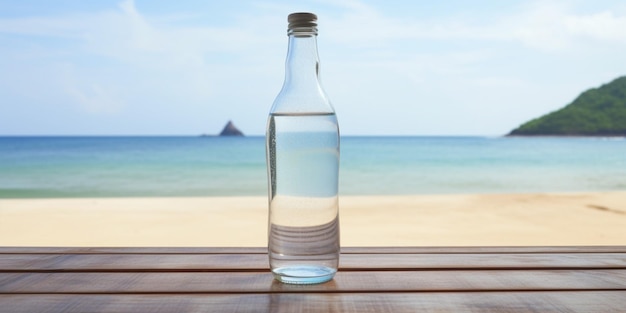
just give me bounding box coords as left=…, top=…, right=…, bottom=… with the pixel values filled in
left=284, top=30, right=321, bottom=89
left=270, top=23, right=333, bottom=115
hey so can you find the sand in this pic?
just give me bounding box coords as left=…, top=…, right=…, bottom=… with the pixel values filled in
left=1, top=192, right=625, bottom=247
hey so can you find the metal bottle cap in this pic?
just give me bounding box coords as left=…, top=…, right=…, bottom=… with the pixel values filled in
left=288, top=12, right=317, bottom=29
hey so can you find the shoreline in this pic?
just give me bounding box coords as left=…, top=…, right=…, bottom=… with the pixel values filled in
left=1, top=191, right=625, bottom=247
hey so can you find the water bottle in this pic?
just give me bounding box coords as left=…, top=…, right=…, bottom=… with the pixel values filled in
left=266, top=12, right=340, bottom=284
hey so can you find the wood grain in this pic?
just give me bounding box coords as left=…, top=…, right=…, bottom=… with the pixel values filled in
left=1, top=292, right=626, bottom=313
left=2, top=269, right=625, bottom=293
left=2, top=246, right=625, bottom=254
left=2, top=253, right=625, bottom=271
left=1, top=247, right=625, bottom=312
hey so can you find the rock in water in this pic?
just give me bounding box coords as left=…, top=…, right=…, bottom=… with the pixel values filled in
left=219, top=120, right=244, bottom=136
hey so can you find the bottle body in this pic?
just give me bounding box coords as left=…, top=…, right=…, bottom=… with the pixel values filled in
left=267, top=112, right=339, bottom=284
left=266, top=12, right=339, bottom=284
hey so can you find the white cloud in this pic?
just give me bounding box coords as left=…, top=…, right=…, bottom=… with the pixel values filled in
left=506, top=2, right=626, bottom=51
left=65, top=83, right=124, bottom=115
left=318, top=0, right=626, bottom=52
left=564, top=11, right=626, bottom=42
left=0, top=0, right=252, bottom=117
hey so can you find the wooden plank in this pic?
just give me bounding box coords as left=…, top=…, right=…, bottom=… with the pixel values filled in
left=1, top=291, right=625, bottom=313
left=2, top=270, right=625, bottom=293
left=0, top=247, right=267, bottom=254
left=2, top=253, right=625, bottom=271
left=342, top=246, right=626, bottom=254
left=0, top=253, right=268, bottom=271
left=2, top=246, right=626, bottom=254
left=341, top=253, right=626, bottom=270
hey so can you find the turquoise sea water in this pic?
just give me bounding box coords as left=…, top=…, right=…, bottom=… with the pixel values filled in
left=0, top=136, right=625, bottom=198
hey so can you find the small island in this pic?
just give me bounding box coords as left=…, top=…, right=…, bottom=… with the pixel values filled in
left=219, top=120, right=244, bottom=137
left=199, top=120, right=245, bottom=137
left=508, top=76, right=626, bottom=136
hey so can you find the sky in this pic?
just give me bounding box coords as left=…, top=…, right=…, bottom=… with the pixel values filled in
left=1, top=0, right=626, bottom=136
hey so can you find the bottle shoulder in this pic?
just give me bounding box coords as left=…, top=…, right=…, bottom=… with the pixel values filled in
left=270, top=87, right=335, bottom=114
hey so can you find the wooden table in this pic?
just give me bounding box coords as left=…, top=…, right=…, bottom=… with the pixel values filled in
left=1, top=246, right=625, bottom=312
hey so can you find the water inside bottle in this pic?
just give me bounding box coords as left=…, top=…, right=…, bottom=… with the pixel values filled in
left=267, top=112, right=340, bottom=284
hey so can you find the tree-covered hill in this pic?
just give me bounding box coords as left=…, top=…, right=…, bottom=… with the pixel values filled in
left=508, top=76, right=626, bottom=136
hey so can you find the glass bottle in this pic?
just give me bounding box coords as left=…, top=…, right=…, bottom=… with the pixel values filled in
left=266, top=12, right=340, bottom=284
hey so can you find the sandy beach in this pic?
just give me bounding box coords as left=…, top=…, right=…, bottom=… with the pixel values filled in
left=1, top=192, right=625, bottom=247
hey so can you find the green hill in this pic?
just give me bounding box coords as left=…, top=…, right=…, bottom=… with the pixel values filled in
left=508, top=76, right=626, bottom=136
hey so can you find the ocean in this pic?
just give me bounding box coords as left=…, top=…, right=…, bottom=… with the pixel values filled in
left=0, top=136, right=625, bottom=198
